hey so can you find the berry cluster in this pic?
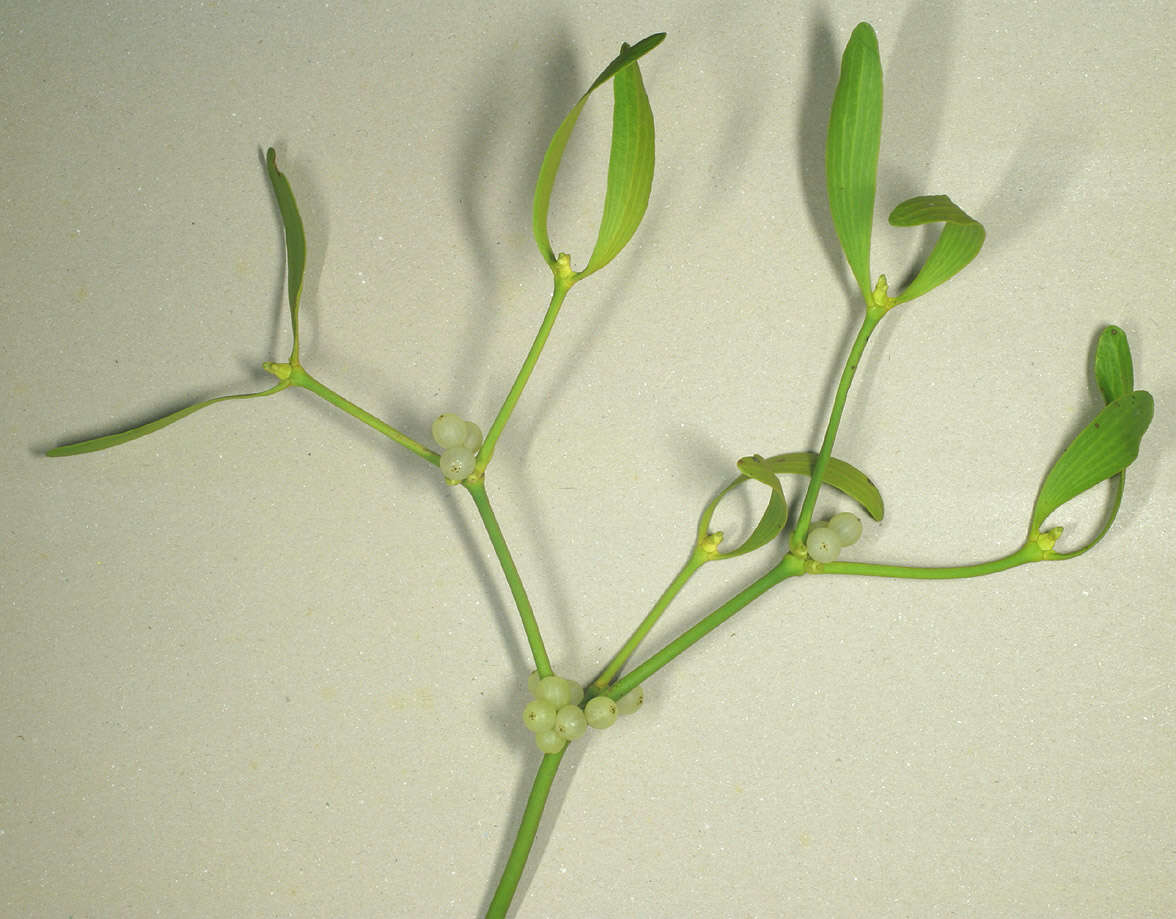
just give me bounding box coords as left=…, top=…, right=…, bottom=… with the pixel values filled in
left=804, top=511, right=863, bottom=563
left=522, top=671, right=643, bottom=754
left=431, top=413, right=482, bottom=482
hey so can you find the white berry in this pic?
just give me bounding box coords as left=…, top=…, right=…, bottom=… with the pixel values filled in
left=522, top=699, right=556, bottom=733
left=554, top=704, right=587, bottom=740
left=440, top=446, right=475, bottom=481
left=462, top=420, right=483, bottom=451
left=584, top=695, right=617, bottom=729
left=534, top=728, right=566, bottom=754
left=432, top=413, right=468, bottom=449
left=828, top=511, right=862, bottom=547
left=536, top=675, right=572, bottom=708
left=806, top=526, right=841, bottom=562
left=616, top=685, right=643, bottom=716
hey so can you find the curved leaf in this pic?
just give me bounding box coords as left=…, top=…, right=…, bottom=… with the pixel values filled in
left=46, top=381, right=288, bottom=457
left=532, top=34, right=664, bottom=280
left=827, top=22, right=882, bottom=304
left=756, top=451, right=884, bottom=521
left=888, top=194, right=985, bottom=304
left=1030, top=390, right=1154, bottom=532
left=696, top=455, right=788, bottom=559
left=265, top=148, right=306, bottom=360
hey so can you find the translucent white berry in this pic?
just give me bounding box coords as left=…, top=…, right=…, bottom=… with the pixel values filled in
left=536, top=675, right=572, bottom=708
left=616, top=685, right=644, bottom=716
left=584, top=695, right=618, bottom=729
left=806, top=526, right=841, bottom=563
left=534, top=728, right=566, bottom=754
left=564, top=679, right=583, bottom=707
left=462, top=420, right=483, bottom=451
left=554, top=704, right=587, bottom=740
left=527, top=670, right=542, bottom=696
left=432, top=413, right=468, bottom=449
left=828, top=511, right=862, bottom=547
left=439, top=446, right=475, bottom=481
left=522, top=699, right=556, bottom=733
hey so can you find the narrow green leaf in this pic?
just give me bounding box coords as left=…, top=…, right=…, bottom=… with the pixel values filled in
left=1030, top=390, right=1154, bottom=532
left=1094, top=325, right=1134, bottom=404
left=696, top=455, right=787, bottom=560
left=46, top=382, right=288, bottom=457
left=756, top=451, right=884, bottom=521
left=827, top=22, right=883, bottom=304
left=579, top=48, right=656, bottom=278
left=532, top=34, right=665, bottom=277
left=888, top=194, right=985, bottom=304
left=265, top=148, right=306, bottom=359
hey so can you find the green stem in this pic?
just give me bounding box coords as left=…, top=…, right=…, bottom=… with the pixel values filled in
left=477, top=272, right=574, bottom=473
left=606, top=554, right=806, bottom=701
left=592, top=547, right=708, bottom=690
left=465, top=477, right=553, bottom=679
left=485, top=749, right=566, bottom=919
left=817, top=539, right=1044, bottom=579
left=269, top=363, right=437, bottom=464
left=792, top=313, right=880, bottom=551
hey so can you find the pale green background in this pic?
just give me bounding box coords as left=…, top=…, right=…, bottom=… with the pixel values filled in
left=3, top=1, right=1174, bottom=916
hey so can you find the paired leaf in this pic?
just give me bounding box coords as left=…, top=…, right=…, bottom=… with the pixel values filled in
left=532, top=33, right=664, bottom=281
left=265, top=148, right=307, bottom=360
left=888, top=195, right=985, bottom=304
left=756, top=451, right=884, bottom=521
left=696, top=455, right=788, bottom=559
left=45, top=383, right=288, bottom=457
left=1031, top=325, right=1151, bottom=556
left=47, top=150, right=305, bottom=458
left=1030, top=389, right=1153, bottom=534
left=827, top=22, right=883, bottom=304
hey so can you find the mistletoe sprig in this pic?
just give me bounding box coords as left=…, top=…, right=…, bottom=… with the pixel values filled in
left=47, top=23, right=1153, bottom=917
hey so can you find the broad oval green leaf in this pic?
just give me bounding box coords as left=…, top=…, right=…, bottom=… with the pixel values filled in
left=888, top=194, right=985, bottom=304
left=1030, top=389, right=1154, bottom=532
left=532, top=34, right=664, bottom=281
left=756, top=451, right=884, bottom=521
left=46, top=382, right=288, bottom=457
left=827, top=22, right=883, bottom=305
left=265, top=148, right=307, bottom=360
left=696, top=455, right=788, bottom=560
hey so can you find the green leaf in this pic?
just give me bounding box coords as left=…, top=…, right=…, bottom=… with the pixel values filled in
left=1030, top=390, right=1154, bottom=533
left=1094, top=325, right=1134, bottom=404
left=756, top=451, right=884, bottom=521
left=888, top=195, right=985, bottom=304
left=265, top=148, right=307, bottom=360
left=827, top=22, right=883, bottom=304
left=696, top=455, right=788, bottom=559
left=46, top=382, right=288, bottom=457
left=532, top=33, right=664, bottom=281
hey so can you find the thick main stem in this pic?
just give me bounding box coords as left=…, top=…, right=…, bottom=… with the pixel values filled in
left=485, top=750, right=566, bottom=919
